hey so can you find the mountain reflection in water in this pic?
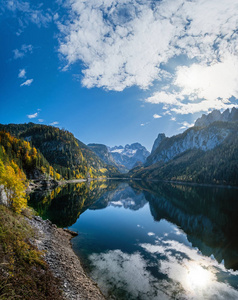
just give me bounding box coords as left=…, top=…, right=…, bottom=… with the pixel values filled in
left=29, top=180, right=238, bottom=300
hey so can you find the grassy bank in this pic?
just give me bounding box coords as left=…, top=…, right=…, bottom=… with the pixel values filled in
left=0, top=205, right=63, bottom=300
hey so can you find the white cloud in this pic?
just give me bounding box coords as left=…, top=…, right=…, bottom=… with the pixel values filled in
left=13, top=49, right=24, bottom=59
left=38, top=119, right=44, bottom=122
left=27, top=112, right=38, bottom=119
left=20, top=79, right=33, bottom=86
left=18, top=68, right=26, bottom=78
left=174, top=55, right=238, bottom=102
left=145, top=58, right=238, bottom=114
left=58, top=0, right=238, bottom=113
left=145, top=91, right=181, bottom=106
left=140, top=122, right=149, bottom=127
left=13, top=44, right=33, bottom=59
left=153, top=114, right=162, bottom=119
left=171, top=99, right=237, bottom=115
left=58, top=0, right=179, bottom=91
left=3, top=0, right=52, bottom=32
left=50, top=121, right=59, bottom=126
left=53, top=13, right=59, bottom=21
left=178, top=121, right=194, bottom=130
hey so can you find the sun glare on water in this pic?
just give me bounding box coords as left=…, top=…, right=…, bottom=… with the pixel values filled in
left=185, top=263, right=215, bottom=293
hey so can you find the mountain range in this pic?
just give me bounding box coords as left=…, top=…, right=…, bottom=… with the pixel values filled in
left=1, top=107, right=237, bottom=186
left=195, top=107, right=238, bottom=127
left=88, top=143, right=150, bottom=173
left=129, top=107, right=238, bottom=186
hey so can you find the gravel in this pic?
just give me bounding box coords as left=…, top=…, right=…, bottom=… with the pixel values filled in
left=27, top=216, right=105, bottom=300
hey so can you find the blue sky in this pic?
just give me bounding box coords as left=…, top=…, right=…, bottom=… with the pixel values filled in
left=1, top=0, right=238, bottom=151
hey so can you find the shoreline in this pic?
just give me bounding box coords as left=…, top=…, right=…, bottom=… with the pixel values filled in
left=146, top=178, right=238, bottom=189
left=27, top=177, right=111, bottom=193
left=27, top=215, right=105, bottom=300
left=110, top=177, right=238, bottom=189
left=25, top=177, right=238, bottom=299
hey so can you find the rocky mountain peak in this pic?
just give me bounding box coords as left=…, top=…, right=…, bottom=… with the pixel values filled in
left=127, top=142, right=143, bottom=150
left=195, top=107, right=238, bottom=127
left=231, top=107, right=238, bottom=119
left=110, top=145, right=123, bottom=152
left=88, top=142, right=150, bottom=173
left=108, top=143, right=150, bottom=172
left=151, top=133, right=166, bottom=154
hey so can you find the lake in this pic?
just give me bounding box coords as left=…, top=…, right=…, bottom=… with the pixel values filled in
left=29, top=180, right=238, bottom=300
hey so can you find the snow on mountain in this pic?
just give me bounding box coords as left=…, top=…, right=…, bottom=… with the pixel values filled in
left=108, top=143, right=150, bottom=171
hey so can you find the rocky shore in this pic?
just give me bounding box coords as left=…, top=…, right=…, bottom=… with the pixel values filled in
left=27, top=215, right=105, bottom=300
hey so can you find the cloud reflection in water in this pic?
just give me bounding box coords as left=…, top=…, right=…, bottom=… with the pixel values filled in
left=89, top=237, right=238, bottom=300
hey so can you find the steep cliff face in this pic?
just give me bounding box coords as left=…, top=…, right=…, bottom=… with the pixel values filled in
left=151, top=133, right=166, bottom=154
left=130, top=108, right=238, bottom=185
left=146, top=123, right=231, bottom=166
left=148, top=108, right=238, bottom=167
left=87, top=143, right=128, bottom=173
left=88, top=144, right=116, bottom=166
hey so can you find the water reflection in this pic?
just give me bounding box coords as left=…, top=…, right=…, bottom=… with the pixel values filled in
left=28, top=180, right=119, bottom=227
left=135, top=181, right=238, bottom=270
left=89, top=237, right=238, bottom=299
left=140, top=239, right=238, bottom=300
left=90, top=182, right=147, bottom=211
left=29, top=180, right=238, bottom=299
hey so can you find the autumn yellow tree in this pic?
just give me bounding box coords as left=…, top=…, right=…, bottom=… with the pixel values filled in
left=0, top=159, right=27, bottom=213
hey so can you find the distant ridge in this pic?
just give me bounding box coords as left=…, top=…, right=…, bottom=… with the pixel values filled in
left=195, top=107, right=238, bottom=127
left=88, top=142, right=150, bottom=173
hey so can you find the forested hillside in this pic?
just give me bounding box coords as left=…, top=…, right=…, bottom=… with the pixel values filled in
left=0, top=131, right=61, bottom=180
left=0, top=123, right=119, bottom=180
left=0, top=130, right=62, bottom=213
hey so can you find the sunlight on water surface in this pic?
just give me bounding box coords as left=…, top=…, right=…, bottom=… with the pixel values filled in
left=29, top=180, right=238, bottom=300
left=185, top=263, right=215, bottom=295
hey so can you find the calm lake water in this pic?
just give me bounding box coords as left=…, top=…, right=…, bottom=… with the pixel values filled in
left=29, top=180, right=238, bottom=300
